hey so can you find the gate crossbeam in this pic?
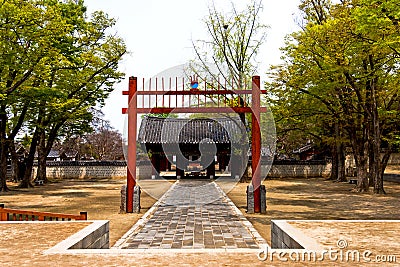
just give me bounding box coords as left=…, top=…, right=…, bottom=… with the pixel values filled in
left=122, top=107, right=267, bottom=114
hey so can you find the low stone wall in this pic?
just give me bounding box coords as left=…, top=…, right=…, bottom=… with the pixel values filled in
left=271, top=220, right=323, bottom=250
left=32, top=160, right=331, bottom=180
left=266, top=164, right=331, bottom=178
left=45, top=220, right=110, bottom=254
left=137, top=163, right=152, bottom=179
left=271, top=220, right=303, bottom=249
left=346, top=153, right=400, bottom=168
left=32, top=161, right=157, bottom=180
left=32, top=161, right=127, bottom=179
left=43, top=166, right=126, bottom=179
left=69, top=221, right=109, bottom=249
left=388, top=153, right=400, bottom=165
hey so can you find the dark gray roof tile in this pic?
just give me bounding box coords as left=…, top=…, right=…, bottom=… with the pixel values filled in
left=138, top=116, right=244, bottom=144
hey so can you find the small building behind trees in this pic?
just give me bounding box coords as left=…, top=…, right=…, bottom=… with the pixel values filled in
left=138, top=116, right=244, bottom=179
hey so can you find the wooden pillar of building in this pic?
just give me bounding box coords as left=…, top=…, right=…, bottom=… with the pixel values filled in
left=167, top=160, right=171, bottom=171
left=176, top=168, right=184, bottom=179
left=175, top=156, right=185, bottom=179
left=151, top=154, right=160, bottom=178
left=219, top=154, right=227, bottom=171
left=206, top=160, right=215, bottom=179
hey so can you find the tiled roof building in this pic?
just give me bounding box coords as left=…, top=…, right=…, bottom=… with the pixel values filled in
left=138, top=116, right=246, bottom=179
left=138, top=116, right=242, bottom=145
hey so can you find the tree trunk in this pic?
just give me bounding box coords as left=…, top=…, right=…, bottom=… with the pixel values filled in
left=0, top=141, right=9, bottom=192
left=329, top=121, right=346, bottom=182
left=0, top=103, right=28, bottom=189
left=355, top=155, right=369, bottom=192
left=337, top=142, right=346, bottom=182
left=348, top=137, right=369, bottom=192
left=19, top=128, right=41, bottom=188
left=369, top=76, right=384, bottom=194
left=368, top=140, right=375, bottom=187
left=351, top=126, right=369, bottom=192
left=36, top=130, right=47, bottom=183
left=347, top=110, right=369, bottom=192
left=328, top=142, right=338, bottom=181
left=0, top=109, right=9, bottom=192
left=38, top=122, right=65, bottom=183
left=9, top=141, right=20, bottom=182
left=374, top=150, right=390, bottom=194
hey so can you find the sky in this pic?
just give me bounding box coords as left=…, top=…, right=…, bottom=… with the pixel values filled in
left=83, top=0, right=301, bottom=133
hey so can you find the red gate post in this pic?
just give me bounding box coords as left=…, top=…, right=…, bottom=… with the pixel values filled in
left=127, top=76, right=137, bottom=213
left=251, top=76, right=261, bottom=213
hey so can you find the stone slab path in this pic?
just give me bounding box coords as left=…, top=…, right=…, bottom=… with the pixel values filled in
left=114, top=180, right=265, bottom=250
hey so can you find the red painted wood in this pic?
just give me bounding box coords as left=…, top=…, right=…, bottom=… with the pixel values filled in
left=131, top=89, right=267, bottom=96
left=0, top=206, right=87, bottom=221
left=122, top=107, right=267, bottom=114
left=251, top=76, right=262, bottom=213
left=126, top=77, right=138, bottom=213
left=122, top=75, right=267, bottom=213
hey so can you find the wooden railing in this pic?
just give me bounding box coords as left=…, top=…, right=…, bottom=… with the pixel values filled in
left=0, top=204, right=87, bottom=221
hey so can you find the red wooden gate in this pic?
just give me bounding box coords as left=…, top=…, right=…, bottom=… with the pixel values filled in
left=122, top=75, right=266, bottom=213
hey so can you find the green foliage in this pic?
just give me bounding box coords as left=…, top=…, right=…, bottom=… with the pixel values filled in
left=192, top=0, right=267, bottom=90
left=0, top=0, right=126, bottom=190
left=268, top=0, right=400, bottom=153
left=267, top=0, right=400, bottom=191
left=141, top=113, right=179, bottom=119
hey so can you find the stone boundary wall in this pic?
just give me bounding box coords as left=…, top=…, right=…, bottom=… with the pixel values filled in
left=137, top=163, right=152, bottom=179
left=31, top=160, right=331, bottom=179
left=346, top=153, right=400, bottom=168
left=265, top=163, right=331, bottom=178
left=32, top=165, right=127, bottom=179
left=31, top=161, right=157, bottom=180
left=388, top=153, right=400, bottom=165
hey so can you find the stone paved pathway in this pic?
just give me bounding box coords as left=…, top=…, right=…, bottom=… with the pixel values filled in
left=114, top=180, right=264, bottom=250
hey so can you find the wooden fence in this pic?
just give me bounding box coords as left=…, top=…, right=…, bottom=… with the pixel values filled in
left=0, top=204, right=87, bottom=221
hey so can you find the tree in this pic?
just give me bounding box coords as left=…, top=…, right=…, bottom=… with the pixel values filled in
left=346, top=0, right=400, bottom=193
left=85, top=126, right=123, bottom=160
left=267, top=0, right=400, bottom=193
left=28, top=3, right=126, bottom=185
left=266, top=0, right=348, bottom=182
left=191, top=0, right=268, bottom=181
left=0, top=0, right=74, bottom=191
left=141, top=113, right=178, bottom=119
left=0, top=0, right=126, bottom=190
left=56, top=115, right=124, bottom=161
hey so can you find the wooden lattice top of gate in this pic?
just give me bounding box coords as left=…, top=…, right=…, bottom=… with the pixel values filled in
left=121, top=75, right=266, bottom=213
left=122, top=76, right=266, bottom=114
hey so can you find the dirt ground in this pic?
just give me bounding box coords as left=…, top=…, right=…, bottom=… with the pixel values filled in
left=1, top=178, right=163, bottom=246
left=2, top=173, right=400, bottom=246
left=229, top=177, right=400, bottom=245
left=1, top=172, right=400, bottom=266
